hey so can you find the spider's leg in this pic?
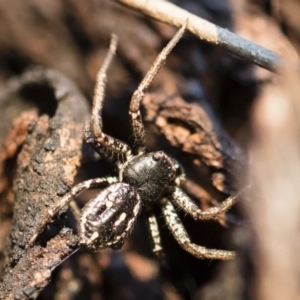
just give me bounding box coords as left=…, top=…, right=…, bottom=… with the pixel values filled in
left=161, top=199, right=235, bottom=260
left=29, top=177, right=118, bottom=245
left=129, top=22, right=187, bottom=154
left=69, top=200, right=81, bottom=222
left=170, top=157, right=186, bottom=187
left=172, top=187, right=239, bottom=220
left=89, top=35, right=132, bottom=166
left=145, top=211, right=164, bottom=259
left=49, top=177, right=118, bottom=217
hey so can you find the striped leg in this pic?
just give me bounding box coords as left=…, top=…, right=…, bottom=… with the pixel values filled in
left=129, top=22, right=187, bottom=153
left=29, top=177, right=118, bottom=245
left=161, top=200, right=235, bottom=260
left=48, top=177, right=118, bottom=217
left=172, top=187, right=239, bottom=220
left=88, top=35, right=132, bottom=165
left=146, top=211, right=164, bottom=258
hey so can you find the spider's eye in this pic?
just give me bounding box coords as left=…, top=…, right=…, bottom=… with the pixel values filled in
left=152, top=152, right=163, bottom=161
left=174, top=162, right=182, bottom=177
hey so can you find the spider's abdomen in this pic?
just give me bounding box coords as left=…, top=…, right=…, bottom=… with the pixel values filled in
left=121, top=151, right=176, bottom=203
left=78, top=183, right=141, bottom=251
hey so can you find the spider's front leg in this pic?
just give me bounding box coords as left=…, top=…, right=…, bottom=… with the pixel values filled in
left=87, top=34, right=132, bottom=166
left=129, top=22, right=187, bottom=153
left=29, top=177, right=118, bottom=245
left=161, top=199, right=235, bottom=260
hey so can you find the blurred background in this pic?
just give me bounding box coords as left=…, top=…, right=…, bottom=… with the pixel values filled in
left=0, top=0, right=300, bottom=299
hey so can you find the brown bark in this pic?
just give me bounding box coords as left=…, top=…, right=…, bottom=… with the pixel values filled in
left=0, top=68, right=89, bottom=299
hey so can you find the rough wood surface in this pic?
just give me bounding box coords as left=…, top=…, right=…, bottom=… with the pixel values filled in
left=0, top=68, right=89, bottom=299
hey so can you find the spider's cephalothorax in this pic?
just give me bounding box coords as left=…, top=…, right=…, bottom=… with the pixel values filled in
left=40, top=22, right=239, bottom=260
left=121, top=151, right=177, bottom=202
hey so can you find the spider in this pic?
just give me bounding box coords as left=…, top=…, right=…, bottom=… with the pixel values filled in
left=35, top=22, right=238, bottom=260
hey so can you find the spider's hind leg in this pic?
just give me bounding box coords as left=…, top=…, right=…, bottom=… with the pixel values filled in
left=29, top=177, right=118, bottom=245
left=88, top=35, right=132, bottom=166
left=161, top=199, right=235, bottom=260
left=48, top=177, right=118, bottom=217
left=145, top=210, right=164, bottom=259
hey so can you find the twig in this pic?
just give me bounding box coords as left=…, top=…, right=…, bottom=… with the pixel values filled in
left=113, top=0, right=282, bottom=71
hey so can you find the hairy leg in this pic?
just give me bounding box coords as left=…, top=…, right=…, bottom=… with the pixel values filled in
left=88, top=35, right=132, bottom=166
left=129, top=22, right=187, bottom=153
left=172, top=187, right=240, bottom=220
left=29, top=177, right=118, bottom=245
left=145, top=211, right=164, bottom=258
left=161, top=199, right=235, bottom=260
